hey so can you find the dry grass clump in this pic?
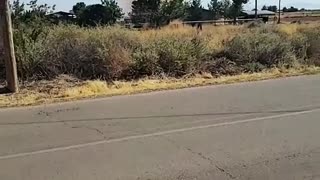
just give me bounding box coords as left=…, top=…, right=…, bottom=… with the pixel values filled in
left=1, top=23, right=320, bottom=107
left=1, top=66, right=319, bottom=108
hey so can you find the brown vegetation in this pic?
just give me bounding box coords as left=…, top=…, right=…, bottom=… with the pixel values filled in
left=1, top=23, right=320, bottom=107
left=1, top=67, right=319, bottom=108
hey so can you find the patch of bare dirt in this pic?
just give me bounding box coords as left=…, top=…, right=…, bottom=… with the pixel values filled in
left=21, top=75, right=85, bottom=94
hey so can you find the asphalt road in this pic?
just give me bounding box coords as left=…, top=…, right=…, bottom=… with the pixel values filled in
left=1, top=75, right=320, bottom=180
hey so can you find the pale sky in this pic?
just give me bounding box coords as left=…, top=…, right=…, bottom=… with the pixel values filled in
left=20, top=0, right=320, bottom=13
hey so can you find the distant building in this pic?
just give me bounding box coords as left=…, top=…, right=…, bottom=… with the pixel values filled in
left=48, top=11, right=75, bottom=22
left=242, top=10, right=276, bottom=18
left=49, top=11, right=75, bottom=18
left=241, top=10, right=276, bottom=22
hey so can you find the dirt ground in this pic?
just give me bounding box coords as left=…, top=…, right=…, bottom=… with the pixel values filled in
left=282, top=11, right=320, bottom=23
left=282, top=16, right=320, bottom=23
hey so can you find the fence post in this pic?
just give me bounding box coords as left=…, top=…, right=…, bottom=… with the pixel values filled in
left=0, top=0, right=19, bottom=93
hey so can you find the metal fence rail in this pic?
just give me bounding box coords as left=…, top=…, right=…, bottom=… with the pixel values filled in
left=182, top=19, right=259, bottom=25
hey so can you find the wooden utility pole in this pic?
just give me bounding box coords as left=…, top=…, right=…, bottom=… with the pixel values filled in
left=0, top=0, right=19, bottom=93
left=278, top=0, right=281, bottom=24
left=255, top=0, right=258, bottom=20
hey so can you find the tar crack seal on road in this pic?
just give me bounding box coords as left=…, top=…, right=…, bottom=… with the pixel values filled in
left=163, top=136, right=237, bottom=179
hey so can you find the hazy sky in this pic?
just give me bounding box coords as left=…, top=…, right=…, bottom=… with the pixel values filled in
left=20, top=0, right=320, bottom=13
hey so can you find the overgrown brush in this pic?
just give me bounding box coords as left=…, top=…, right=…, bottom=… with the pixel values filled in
left=224, top=32, right=296, bottom=72
left=42, top=26, right=139, bottom=80
left=1, top=23, right=320, bottom=82
left=302, top=29, right=320, bottom=65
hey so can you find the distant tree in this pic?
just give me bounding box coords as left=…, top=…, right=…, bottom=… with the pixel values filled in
left=11, top=0, right=55, bottom=27
left=186, top=0, right=203, bottom=21
left=101, top=0, right=123, bottom=22
left=11, top=0, right=26, bottom=23
left=283, top=7, right=288, bottom=12
left=79, top=4, right=108, bottom=26
left=262, top=5, right=267, bottom=10
left=220, top=0, right=231, bottom=19
left=160, top=0, right=187, bottom=24
left=288, top=6, right=299, bottom=12
left=27, top=0, right=56, bottom=15
left=131, top=0, right=162, bottom=26
left=229, top=0, right=248, bottom=23
left=79, top=0, right=123, bottom=26
left=131, top=0, right=144, bottom=24
left=72, top=2, right=86, bottom=17
left=283, top=6, right=298, bottom=12
left=267, top=5, right=277, bottom=12
left=208, top=0, right=223, bottom=20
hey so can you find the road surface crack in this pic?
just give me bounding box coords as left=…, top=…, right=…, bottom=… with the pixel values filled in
left=247, top=148, right=320, bottom=168
left=185, top=147, right=236, bottom=179
left=71, top=126, right=106, bottom=139
left=163, top=136, right=236, bottom=179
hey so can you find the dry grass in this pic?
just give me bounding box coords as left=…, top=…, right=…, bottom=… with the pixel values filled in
left=276, top=23, right=320, bottom=36
left=277, top=24, right=299, bottom=36
left=2, top=23, right=320, bottom=108
left=0, top=66, right=319, bottom=108
left=137, top=24, right=245, bottom=52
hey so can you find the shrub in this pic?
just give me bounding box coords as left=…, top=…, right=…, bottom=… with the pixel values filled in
left=13, top=24, right=52, bottom=80
left=276, top=24, right=299, bottom=36
left=302, top=29, right=320, bottom=65
left=130, top=45, right=161, bottom=78
left=129, top=36, right=207, bottom=78
left=246, top=21, right=264, bottom=29
left=6, top=23, right=320, bottom=83
left=155, top=37, right=205, bottom=76
left=225, top=32, right=296, bottom=72
left=199, top=57, right=243, bottom=76
left=290, top=34, right=308, bottom=61
left=43, top=26, right=138, bottom=80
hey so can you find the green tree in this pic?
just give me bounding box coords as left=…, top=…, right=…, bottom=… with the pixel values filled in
left=283, top=7, right=288, bottom=12
left=208, top=0, right=223, bottom=20
left=287, top=6, right=298, bottom=12
left=186, top=0, right=203, bottom=21
left=72, top=2, right=86, bottom=17
left=78, top=0, right=123, bottom=26
left=131, top=0, right=146, bottom=24
left=101, top=0, right=123, bottom=23
left=221, top=0, right=231, bottom=18
left=278, top=5, right=297, bottom=12
left=267, top=5, right=277, bottom=12
left=25, top=0, right=56, bottom=21
left=131, top=0, right=162, bottom=26
left=262, top=5, right=267, bottom=10
left=11, top=0, right=55, bottom=27
left=160, top=0, right=187, bottom=24
left=11, top=0, right=25, bottom=25
left=229, top=0, right=248, bottom=23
